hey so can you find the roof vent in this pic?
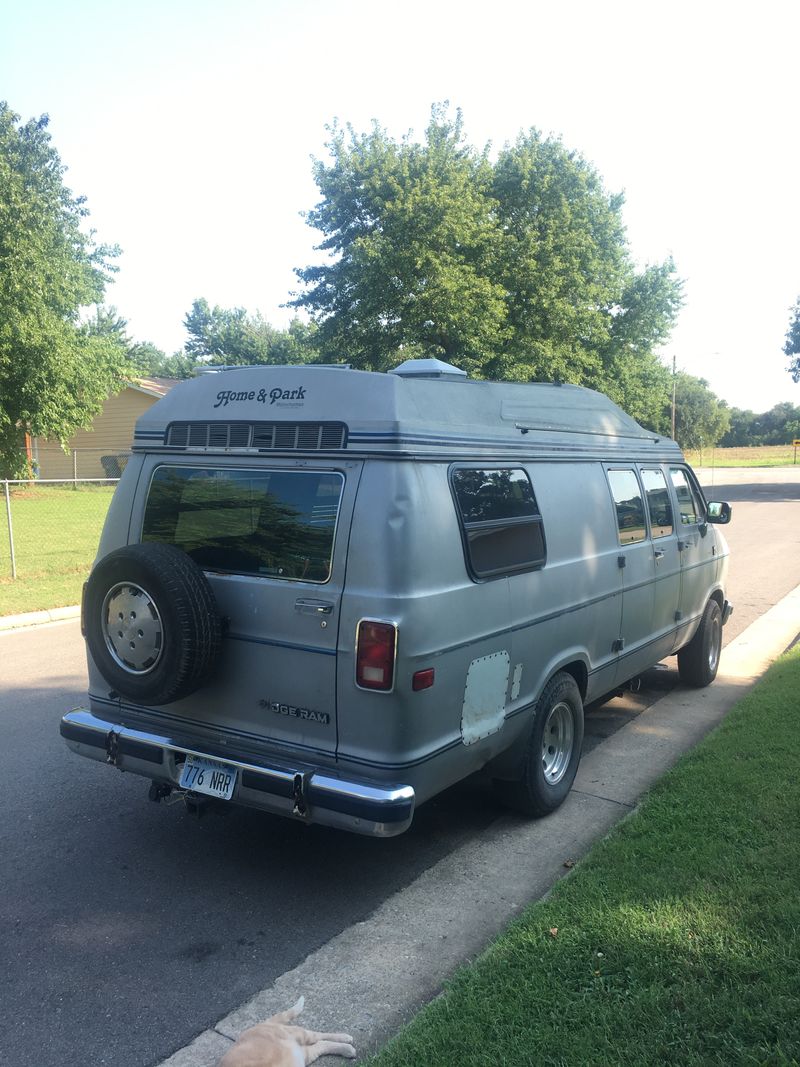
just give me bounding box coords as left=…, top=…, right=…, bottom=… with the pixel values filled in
left=390, top=358, right=468, bottom=379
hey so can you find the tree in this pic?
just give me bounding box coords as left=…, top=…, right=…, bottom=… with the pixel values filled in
left=142, top=348, right=198, bottom=380
left=292, top=107, right=507, bottom=372
left=719, top=407, right=759, bottom=447
left=670, top=373, right=730, bottom=450
left=757, top=402, right=800, bottom=444
left=785, top=296, right=800, bottom=382
left=85, top=305, right=198, bottom=379
left=291, top=105, right=682, bottom=422
left=719, top=402, right=800, bottom=446
left=184, top=298, right=319, bottom=366
left=0, top=103, right=126, bottom=478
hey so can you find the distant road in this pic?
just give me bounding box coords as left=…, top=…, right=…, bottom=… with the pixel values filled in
left=694, top=466, right=800, bottom=642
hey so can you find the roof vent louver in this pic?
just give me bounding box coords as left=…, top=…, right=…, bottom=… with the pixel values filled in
left=229, top=423, right=251, bottom=447
left=164, top=421, right=348, bottom=452
left=251, top=424, right=275, bottom=448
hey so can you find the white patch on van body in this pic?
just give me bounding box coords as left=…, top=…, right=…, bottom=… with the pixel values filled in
left=511, top=662, right=523, bottom=700
left=461, top=651, right=510, bottom=745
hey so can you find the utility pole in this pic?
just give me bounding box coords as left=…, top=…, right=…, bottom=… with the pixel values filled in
left=671, top=355, right=677, bottom=440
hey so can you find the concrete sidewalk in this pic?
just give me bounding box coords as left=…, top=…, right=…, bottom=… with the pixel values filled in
left=0, top=604, right=80, bottom=631
left=156, top=583, right=800, bottom=1067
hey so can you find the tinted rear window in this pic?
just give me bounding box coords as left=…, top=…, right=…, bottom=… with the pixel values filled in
left=142, top=466, right=343, bottom=582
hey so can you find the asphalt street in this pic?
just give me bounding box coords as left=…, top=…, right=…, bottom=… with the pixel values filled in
left=1, top=467, right=799, bottom=1067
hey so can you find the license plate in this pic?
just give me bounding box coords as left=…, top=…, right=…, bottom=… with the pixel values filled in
left=179, top=755, right=237, bottom=800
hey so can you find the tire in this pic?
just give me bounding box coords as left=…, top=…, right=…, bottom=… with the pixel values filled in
left=84, top=542, right=221, bottom=706
left=677, top=598, right=722, bottom=688
left=495, top=671, right=585, bottom=817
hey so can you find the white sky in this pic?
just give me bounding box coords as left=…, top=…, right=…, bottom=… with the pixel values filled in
left=2, top=0, right=799, bottom=413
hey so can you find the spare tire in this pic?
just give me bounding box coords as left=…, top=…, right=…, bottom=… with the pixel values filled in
left=84, top=542, right=221, bottom=706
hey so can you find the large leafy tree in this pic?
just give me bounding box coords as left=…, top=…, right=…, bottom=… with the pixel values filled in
left=784, top=296, right=800, bottom=382
left=291, top=105, right=682, bottom=422
left=184, top=298, right=319, bottom=366
left=720, top=402, right=800, bottom=446
left=292, top=106, right=508, bottom=372
left=719, top=407, right=759, bottom=447
left=0, top=104, right=126, bottom=478
left=670, top=373, right=731, bottom=450
left=86, top=306, right=196, bottom=379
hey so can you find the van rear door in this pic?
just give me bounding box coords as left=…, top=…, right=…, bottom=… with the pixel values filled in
left=133, top=457, right=363, bottom=758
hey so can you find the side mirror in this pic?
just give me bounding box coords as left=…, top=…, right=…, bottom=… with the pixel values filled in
left=706, top=501, right=732, bottom=524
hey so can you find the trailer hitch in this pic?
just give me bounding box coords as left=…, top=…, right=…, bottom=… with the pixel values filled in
left=105, top=729, right=120, bottom=767
left=292, top=772, right=309, bottom=817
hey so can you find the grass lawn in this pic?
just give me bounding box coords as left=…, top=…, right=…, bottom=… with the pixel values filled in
left=366, top=647, right=800, bottom=1067
left=685, top=444, right=800, bottom=468
left=0, top=483, right=115, bottom=616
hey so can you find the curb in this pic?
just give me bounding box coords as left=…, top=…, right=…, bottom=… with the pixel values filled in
left=155, top=583, right=800, bottom=1067
left=0, top=604, right=80, bottom=632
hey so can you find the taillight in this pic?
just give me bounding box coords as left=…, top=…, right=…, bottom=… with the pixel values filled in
left=356, top=620, right=397, bottom=691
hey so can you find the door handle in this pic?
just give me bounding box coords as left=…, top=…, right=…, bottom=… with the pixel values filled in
left=294, top=598, right=334, bottom=615
left=654, top=549, right=665, bottom=561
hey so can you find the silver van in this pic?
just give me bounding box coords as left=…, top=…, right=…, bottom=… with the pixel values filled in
left=61, top=359, right=732, bottom=836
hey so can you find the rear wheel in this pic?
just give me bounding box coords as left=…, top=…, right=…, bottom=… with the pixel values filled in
left=495, top=671, right=584, bottom=816
left=678, top=599, right=722, bottom=687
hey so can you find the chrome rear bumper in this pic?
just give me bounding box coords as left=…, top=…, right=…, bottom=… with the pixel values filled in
left=60, top=709, right=415, bottom=837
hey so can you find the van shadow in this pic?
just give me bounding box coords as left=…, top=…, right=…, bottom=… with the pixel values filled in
left=583, top=663, right=679, bottom=756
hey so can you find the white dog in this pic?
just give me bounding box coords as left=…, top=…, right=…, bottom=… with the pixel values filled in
left=217, top=997, right=356, bottom=1067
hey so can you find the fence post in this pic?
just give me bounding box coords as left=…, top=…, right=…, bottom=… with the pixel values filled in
left=4, top=480, right=17, bottom=580
left=73, top=450, right=78, bottom=486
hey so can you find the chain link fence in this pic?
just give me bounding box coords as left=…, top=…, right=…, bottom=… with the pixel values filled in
left=28, top=447, right=132, bottom=480
left=1, top=478, right=120, bottom=616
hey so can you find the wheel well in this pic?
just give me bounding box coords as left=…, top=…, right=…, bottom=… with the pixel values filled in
left=559, top=660, right=588, bottom=701
left=709, top=589, right=724, bottom=610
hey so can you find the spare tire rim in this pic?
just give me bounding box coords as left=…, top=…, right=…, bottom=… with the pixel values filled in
left=102, top=582, right=164, bottom=674
left=541, top=700, right=574, bottom=785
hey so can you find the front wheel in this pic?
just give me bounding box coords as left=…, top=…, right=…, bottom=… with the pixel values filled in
left=678, top=599, right=722, bottom=687
left=495, top=671, right=584, bottom=817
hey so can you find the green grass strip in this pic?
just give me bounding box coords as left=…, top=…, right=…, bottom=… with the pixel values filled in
left=684, top=446, right=798, bottom=468
left=367, top=647, right=800, bottom=1067
left=0, top=485, right=114, bottom=615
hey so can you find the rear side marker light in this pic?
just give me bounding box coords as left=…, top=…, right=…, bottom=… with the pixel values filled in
left=356, top=620, right=397, bottom=691
left=412, top=668, right=435, bottom=691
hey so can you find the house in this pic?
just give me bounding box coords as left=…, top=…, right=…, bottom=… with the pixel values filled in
left=32, top=377, right=180, bottom=480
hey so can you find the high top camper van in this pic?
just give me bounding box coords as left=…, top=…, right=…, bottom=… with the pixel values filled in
left=61, top=359, right=732, bottom=836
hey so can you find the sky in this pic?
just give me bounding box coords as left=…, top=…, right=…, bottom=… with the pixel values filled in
left=2, top=0, right=799, bottom=414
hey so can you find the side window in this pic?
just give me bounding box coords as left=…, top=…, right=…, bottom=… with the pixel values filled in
left=451, top=468, right=546, bottom=579
left=640, top=468, right=674, bottom=538
left=669, top=468, right=705, bottom=526
left=607, top=469, right=646, bottom=545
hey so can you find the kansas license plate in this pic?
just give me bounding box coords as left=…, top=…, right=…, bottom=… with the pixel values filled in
left=179, top=755, right=237, bottom=800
